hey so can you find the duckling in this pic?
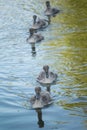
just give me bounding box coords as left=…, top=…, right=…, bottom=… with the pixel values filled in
left=30, top=87, right=52, bottom=109
left=31, top=15, right=49, bottom=30
left=44, top=1, right=60, bottom=16
left=37, top=65, right=57, bottom=84
left=27, top=28, right=44, bottom=43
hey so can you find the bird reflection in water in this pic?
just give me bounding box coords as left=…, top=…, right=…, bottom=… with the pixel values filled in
left=46, top=84, right=51, bottom=92
left=36, top=108, right=44, bottom=128
left=47, top=15, right=51, bottom=24
left=30, top=42, right=36, bottom=57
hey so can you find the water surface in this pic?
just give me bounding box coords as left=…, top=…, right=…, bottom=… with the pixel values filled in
left=0, top=0, right=87, bottom=130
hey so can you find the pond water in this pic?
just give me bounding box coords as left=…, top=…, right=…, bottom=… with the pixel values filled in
left=0, top=0, right=87, bottom=130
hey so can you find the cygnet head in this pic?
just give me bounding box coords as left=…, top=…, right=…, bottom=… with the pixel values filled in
left=43, top=65, right=49, bottom=73
left=46, top=1, right=50, bottom=8
left=35, top=87, right=41, bottom=100
left=33, top=15, right=37, bottom=24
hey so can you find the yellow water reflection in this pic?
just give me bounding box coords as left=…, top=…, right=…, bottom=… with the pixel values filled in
left=40, top=0, right=87, bottom=106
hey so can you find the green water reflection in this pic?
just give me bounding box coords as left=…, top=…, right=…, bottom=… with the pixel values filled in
left=42, top=0, right=87, bottom=108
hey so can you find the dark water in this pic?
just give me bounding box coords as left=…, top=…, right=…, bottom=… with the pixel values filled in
left=0, top=0, right=87, bottom=130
